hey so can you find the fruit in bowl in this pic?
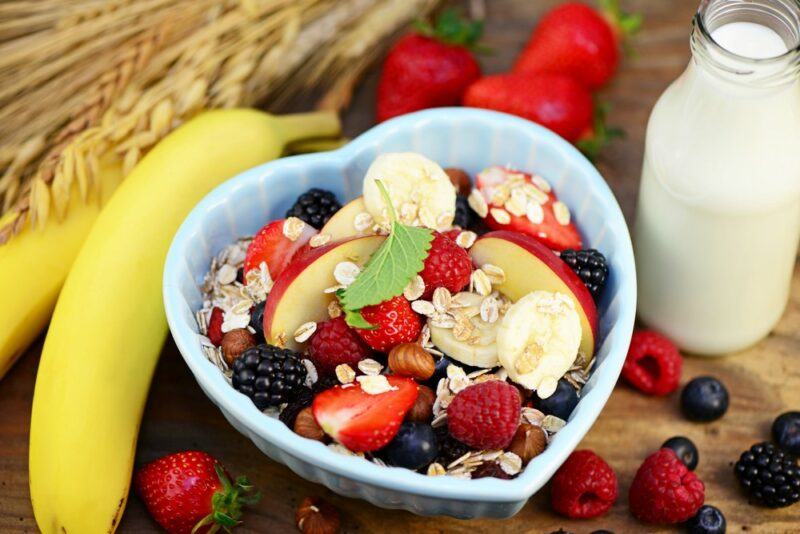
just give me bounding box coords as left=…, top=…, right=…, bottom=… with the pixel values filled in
left=164, top=108, right=637, bottom=519
left=194, top=151, right=610, bottom=478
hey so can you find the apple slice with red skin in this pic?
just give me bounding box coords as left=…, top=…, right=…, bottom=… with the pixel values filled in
left=469, top=231, right=598, bottom=361
left=319, top=196, right=369, bottom=242
left=263, top=235, right=385, bottom=351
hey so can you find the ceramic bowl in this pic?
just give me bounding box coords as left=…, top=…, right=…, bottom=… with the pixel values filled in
left=163, top=108, right=636, bottom=519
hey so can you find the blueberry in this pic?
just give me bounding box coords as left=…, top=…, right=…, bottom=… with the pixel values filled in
left=383, top=423, right=438, bottom=470
left=661, top=436, right=698, bottom=470
left=686, top=505, right=726, bottom=534
left=249, top=301, right=265, bottom=338
left=772, top=411, right=800, bottom=455
left=681, top=376, right=729, bottom=422
left=537, top=379, right=579, bottom=420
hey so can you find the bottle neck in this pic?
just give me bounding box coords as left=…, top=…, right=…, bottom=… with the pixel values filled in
left=690, top=0, right=800, bottom=90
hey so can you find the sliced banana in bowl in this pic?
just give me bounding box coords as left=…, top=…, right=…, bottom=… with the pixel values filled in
left=429, top=314, right=501, bottom=369
left=362, top=152, right=456, bottom=231
left=496, top=290, right=582, bottom=399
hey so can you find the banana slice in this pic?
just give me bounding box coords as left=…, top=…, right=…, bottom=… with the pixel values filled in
left=429, top=315, right=500, bottom=368
left=363, top=152, right=456, bottom=231
left=497, top=290, right=582, bottom=398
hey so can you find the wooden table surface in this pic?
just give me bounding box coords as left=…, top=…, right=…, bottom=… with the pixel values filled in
left=2, top=0, right=800, bottom=532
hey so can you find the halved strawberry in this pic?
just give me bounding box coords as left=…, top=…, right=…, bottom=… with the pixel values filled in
left=476, top=166, right=581, bottom=251
left=312, top=376, right=419, bottom=452
left=243, top=219, right=316, bottom=281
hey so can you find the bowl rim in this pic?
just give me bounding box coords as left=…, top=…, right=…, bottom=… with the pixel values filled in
left=163, top=107, right=636, bottom=504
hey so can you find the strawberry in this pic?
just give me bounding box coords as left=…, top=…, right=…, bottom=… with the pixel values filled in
left=419, top=231, right=472, bottom=299
left=513, top=0, right=641, bottom=90
left=476, top=166, right=582, bottom=251
left=376, top=9, right=482, bottom=122
left=312, top=375, right=419, bottom=452
left=207, top=306, right=225, bottom=346
left=354, top=296, right=422, bottom=352
left=243, top=218, right=316, bottom=281
left=464, top=73, right=593, bottom=144
left=135, top=451, right=259, bottom=534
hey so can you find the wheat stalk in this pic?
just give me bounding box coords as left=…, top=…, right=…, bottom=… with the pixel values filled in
left=0, top=0, right=442, bottom=243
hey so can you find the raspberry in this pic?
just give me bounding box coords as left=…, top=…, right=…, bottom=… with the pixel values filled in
left=207, top=307, right=224, bottom=346
left=447, top=381, right=521, bottom=449
left=308, top=317, right=372, bottom=376
left=622, top=330, right=682, bottom=396
left=629, top=448, right=705, bottom=524
left=551, top=450, right=618, bottom=519
left=419, top=231, right=472, bottom=299
left=355, top=296, right=422, bottom=352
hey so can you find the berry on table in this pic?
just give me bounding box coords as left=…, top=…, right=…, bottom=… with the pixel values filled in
left=537, top=378, right=579, bottom=420
left=418, top=231, right=473, bottom=299
left=661, top=436, right=699, bottom=471
left=354, top=296, right=422, bottom=352
left=629, top=448, right=705, bottom=524
left=772, top=411, right=800, bottom=455
left=559, top=248, right=609, bottom=301
left=734, top=442, right=800, bottom=508
left=285, top=188, right=341, bottom=229
left=383, top=422, right=439, bottom=470
left=135, top=451, right=259, bottom=534
left=308, top=316, right=372, bottom=376
left=447, top=381, right=521, bottom=450
left=686, top=504, right=727, bottom=534
left=231, top=344, right=307, bottom=410
left=681, top=376, right=729, bottom=422
left=622, top=329, right=682, bottom=396
left=551, top=450, right=618, bottom=519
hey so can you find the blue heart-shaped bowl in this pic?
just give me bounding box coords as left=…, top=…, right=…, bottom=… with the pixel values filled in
left=163, top=108, right=636, bottom=519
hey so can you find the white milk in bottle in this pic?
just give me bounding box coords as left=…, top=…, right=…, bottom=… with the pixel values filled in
left=634, top=0, right=800, bottom=355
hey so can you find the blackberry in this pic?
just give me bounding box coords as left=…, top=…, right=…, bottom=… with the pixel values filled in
left=231, top=344, right=307, bottom=410
left=278, top=387, right=314, bottom=428
left=248, top=301, right=265, bottom=339
left=434, top=426, right=470, bottom=466
left=285, top=188, right=341, bottom=229
left=560, top=249, right=608, bottom=301
left=471, top=461, right=512, bottom=480
left=734, top=442, right=800, bottom=507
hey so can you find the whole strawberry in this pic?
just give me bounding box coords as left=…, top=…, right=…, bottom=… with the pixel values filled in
left=135, top=451, right=259, bottom=534
left=514, top=0, right=641, bottom=90
left=629, top=448, right=705, bottom=524
left=377, top=10, right=482, bottom=122
left=355, top=295, right=422, bottom=352
left=464, top=73, right=594, bottom=144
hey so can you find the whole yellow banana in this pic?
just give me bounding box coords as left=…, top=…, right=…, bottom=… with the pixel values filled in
left=0, top=160, right=123, bottom=379
left=29, top=109, right=340, bottom=534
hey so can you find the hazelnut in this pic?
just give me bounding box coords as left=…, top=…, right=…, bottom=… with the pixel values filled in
left=388, top=343, right=435, bottom=380
left=221, top=328, right=257, bottom=365
left=508, top=423, right=547, bottom=464
left=444, top=167, right=472, bottom=196
left=295, top=496, right=340, bottom=534
left=406, top=384, right=435, bottom=422
left=294, top=407, right=325, bottom=442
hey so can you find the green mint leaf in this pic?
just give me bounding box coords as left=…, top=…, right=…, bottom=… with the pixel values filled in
left=343, top=308, right=376, bottom=330
left=338, top=222, right=433, bottom=312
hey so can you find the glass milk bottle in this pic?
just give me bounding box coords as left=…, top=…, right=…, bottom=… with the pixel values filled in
left=634, top=0, right=800, bottom=355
